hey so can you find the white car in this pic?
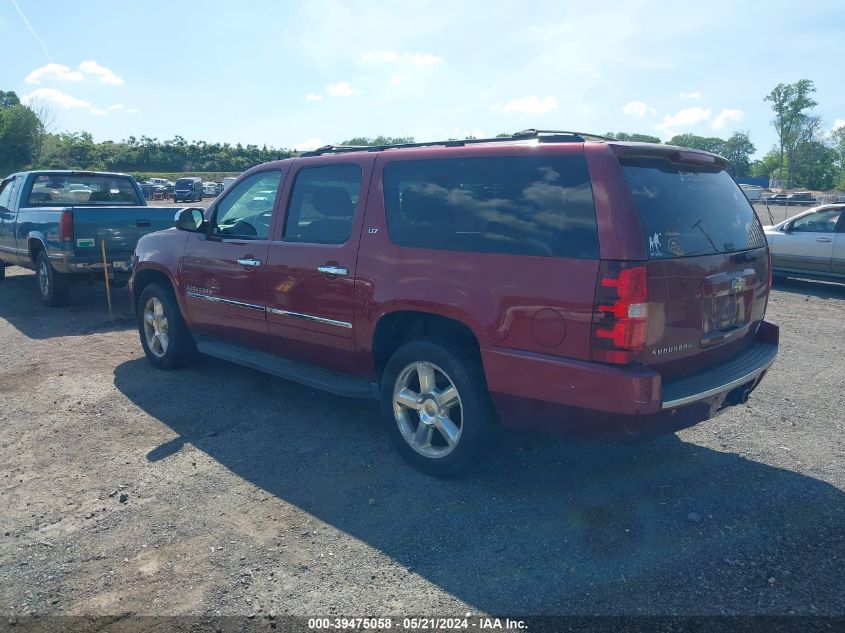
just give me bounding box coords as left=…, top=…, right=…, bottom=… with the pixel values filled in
left=202, top=182, right=218, bottom=197
left=764, top=204, right=845, bottom=282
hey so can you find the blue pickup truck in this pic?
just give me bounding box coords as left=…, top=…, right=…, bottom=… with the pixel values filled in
left=0, top=170, right=177, bottom=305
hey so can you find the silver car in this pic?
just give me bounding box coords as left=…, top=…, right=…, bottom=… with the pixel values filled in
left=764, top=204, right=845, bottom=282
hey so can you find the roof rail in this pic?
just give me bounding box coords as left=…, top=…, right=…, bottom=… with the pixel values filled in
left=299, top=129, right=612, bottom=157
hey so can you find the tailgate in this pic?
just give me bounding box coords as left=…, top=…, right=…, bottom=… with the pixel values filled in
left=645, top=249, right=769, bottom=379
left=72, top=206, right=176, bottom=256
left=618, top=152, right=770, bottom=380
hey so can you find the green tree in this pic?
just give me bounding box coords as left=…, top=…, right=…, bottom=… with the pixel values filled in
left=750, top=149, right=782, bottom=182
left=606, top=132, right=662, bottom=144
left=764, top=79, right=817, bottom=188
left=792, top=140, right=837, bottom=190
left=0, top=90, right=42, bottom=174
left=721, top=132, right=756, bottom=177
left=666, top=133, right=725, bottom=154
left=0, top=90, right=21, bottom=109
left=340, top=136, right=415, bottom=146
left=829, top=126, right=845, bottom=189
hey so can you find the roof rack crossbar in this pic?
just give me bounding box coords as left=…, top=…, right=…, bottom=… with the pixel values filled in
left=299, top=128, right=612, bottom=156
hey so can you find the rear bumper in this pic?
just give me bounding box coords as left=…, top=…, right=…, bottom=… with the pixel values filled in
left=483, top=321, right=779, bottom=440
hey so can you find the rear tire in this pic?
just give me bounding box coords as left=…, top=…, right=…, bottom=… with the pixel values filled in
left=35, top=250, right=69, bottom=306
left=380, top=339, right=499, bottom=478
left=137, top=282, right=195, bottom=369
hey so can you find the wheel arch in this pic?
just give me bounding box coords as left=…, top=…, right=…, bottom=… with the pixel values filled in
left=371, top=309, right=484, bottom=381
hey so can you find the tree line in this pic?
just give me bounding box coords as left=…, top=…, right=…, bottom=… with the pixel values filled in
left=2, top=81, right=844, bottom=190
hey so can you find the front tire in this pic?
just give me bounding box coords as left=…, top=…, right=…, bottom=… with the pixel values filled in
left=137, top=282, right=195, bottom=369
left=35, top=250, right=69, bottom=306
left=381, top=339, right=499, bottom=478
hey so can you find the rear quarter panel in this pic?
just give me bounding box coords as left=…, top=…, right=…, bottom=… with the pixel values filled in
left=354, top=145, right=602, bottom=377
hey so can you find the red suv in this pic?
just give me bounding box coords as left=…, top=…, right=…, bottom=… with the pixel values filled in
left=130, top=131, right=778, bottom=477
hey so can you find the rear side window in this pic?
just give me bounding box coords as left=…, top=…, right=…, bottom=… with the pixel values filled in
left=284, top=165, right=362, bottom=244
left=383, top=155, right=599, bottom=259
left=622, top=158, right=766, bottom=258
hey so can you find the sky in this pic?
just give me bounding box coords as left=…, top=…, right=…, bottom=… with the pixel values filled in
left=1, top=0, right=843, bottom=156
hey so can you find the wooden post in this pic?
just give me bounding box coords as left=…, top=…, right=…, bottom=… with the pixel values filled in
left=101, top=239, right=113, bottom=321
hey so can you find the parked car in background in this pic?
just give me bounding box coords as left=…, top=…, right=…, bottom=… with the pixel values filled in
left=67, top=183, right=93, bottom=202
left=130, top=133, right=778, bottom=477
left=202, top=182, right=218, bottom=198
left=147, top=177, right=173, bottom=188
left=222, top=176, right=237, bottom=190
left=0, top=170, right=177, bottom=304
left=173, top=177, right=203, bottom=203
left=764, top=204, right=845, bottom=282
left=764, top=193, right=789, bottom=205
left=784, top=192, right=816, bottom=206
left=214, top=182, right=225, bottom=196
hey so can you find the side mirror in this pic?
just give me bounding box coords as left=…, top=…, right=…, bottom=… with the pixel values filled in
left=175, top=207, right=206, bottom=232
left=782, top=221, right=793, bottom=233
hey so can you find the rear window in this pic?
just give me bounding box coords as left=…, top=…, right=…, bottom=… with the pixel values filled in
left=622, top=158, right=766, bottom=258
left=26, top=174, right=142, bottom=206
left=384, top=155, right=599, bottom=259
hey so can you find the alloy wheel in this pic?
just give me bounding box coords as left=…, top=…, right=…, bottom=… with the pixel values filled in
left=143, top=297, right=169, bottom=358
left=392, top=361, right=463, bottom=458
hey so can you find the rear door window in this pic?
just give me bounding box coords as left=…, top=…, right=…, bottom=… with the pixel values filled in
left=283, top=165, right=362, bottom=244
left=622, top=157, right=766, bottom=258
left=383, top=155, right=599, bottom=259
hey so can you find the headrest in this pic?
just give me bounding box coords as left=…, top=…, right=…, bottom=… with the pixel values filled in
left=312, top=186, right=353, bottom=217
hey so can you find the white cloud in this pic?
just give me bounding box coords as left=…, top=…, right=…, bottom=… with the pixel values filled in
left=622, top=100, right=656, bottom=119
left=389, top=74, right=404, bottom=85
left=362, top=50, right=399, bottom=62
left=710, top=108, right=744, bottom=130
left=408, top=53, right=443, bottom=66
left=295, top=138, right=325, bottom=151
left=655, top=106, right=712, bottom=133
left=326, top=81, right=360, bottom=97
left=21, top=88, right=91, bottom=110
left=495, top=95, right=558, bottom=114
left=78, top=60, right=123, bottom=85
left=25, top=63, right=83, bottom=84
left=678, top=91, right=701, bottom=99
left=305, top=92, right=324, bottom=102
left=832, top=119, right=845, bottom=131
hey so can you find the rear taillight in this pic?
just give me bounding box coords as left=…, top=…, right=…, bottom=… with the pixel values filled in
left=591, top=262, right=648, bottom=365
left=59, top=210, right=74, bottom=243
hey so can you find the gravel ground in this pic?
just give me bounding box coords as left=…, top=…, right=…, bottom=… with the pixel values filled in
left=0, top=265, right=843, bottom=618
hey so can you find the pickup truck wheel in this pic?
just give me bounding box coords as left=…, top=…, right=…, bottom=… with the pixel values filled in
left=381, top=339, right=499, bottom=478
left=35, top=251, right=69, bottom=306
left=138, top=282, right=195, bottom=369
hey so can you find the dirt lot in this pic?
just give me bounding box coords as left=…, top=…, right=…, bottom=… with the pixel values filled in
left=0, top=265, right=843, bottom=618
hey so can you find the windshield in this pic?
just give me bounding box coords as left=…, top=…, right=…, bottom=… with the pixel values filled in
left=622, top=157, right=766, bottom=258
left=175, top=179, right=195, bottom=189
left=26, top=174, right=142, bottom=206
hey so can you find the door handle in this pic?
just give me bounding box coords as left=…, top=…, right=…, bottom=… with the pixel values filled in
left=317, top=265, right=348, bottom=277
left=237, top=258, right=262, bottom=267
left=816, top=237, right=832, bottom=242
